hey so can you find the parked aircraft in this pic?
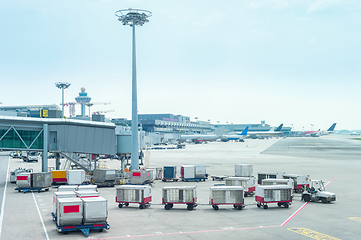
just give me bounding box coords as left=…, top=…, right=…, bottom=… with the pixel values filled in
left=247, top=124, right=283, bottom=139
left=180, top=134, right=221, bottom=143
left=222, top=126, right=249, bottom=142
left=304, top=123, right=337, bottom=137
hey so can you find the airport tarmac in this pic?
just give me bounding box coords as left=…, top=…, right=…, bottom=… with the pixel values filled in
left=0, top=135, right=361, bottom=240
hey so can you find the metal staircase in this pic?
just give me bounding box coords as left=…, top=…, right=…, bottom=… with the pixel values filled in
left=59, top=152, right=92, bottom=173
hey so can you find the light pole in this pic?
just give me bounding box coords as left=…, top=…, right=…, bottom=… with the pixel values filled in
left=55, top=82, right=71, bottom=118
left=115, top=8, right=152, bottom=171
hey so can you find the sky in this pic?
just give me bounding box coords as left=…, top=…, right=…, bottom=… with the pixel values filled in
left=0, top=0, right=360, bottom=131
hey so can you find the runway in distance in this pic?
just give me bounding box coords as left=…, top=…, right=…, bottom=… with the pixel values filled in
left=304, top=123, right=337, bottom=137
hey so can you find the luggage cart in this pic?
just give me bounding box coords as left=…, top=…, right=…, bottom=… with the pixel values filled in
left=255, top=185, right=293, bottom=209
left=116, top=185, right=152, bottom=209
left=210, top=186, right=245, bottom=210
left=162, top=186, right=197, bottom=211
left=211, top=175, right=229, bottom=181
left=181, top=177, right=207, bottom=182
left=54, top=221, right=110, bottom=237
left=15, top=187, right=49, bottom=193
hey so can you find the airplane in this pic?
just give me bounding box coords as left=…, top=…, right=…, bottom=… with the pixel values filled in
left=304, top=123, right=337, bottom=137
left=179, top=134, right=222, bottom=143
left=221, top=126, right=249, bottom=142
left=247, top=124, right=283, bottom=139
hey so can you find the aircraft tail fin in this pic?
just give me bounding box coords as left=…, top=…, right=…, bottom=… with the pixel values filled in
left=327, top=123, right=337, bottom=131
left=275, top=124, right=283, bottom=132
left=238, top=126, right=249, bottom=136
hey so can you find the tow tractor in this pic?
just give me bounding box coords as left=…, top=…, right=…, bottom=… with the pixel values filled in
left=302, top=180, right=336, bottom=203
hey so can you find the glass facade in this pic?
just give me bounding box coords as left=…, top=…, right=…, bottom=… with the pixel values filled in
left=0, top=128, right=43, bottom=149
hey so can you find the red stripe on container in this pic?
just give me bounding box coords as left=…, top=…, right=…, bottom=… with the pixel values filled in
left=93, top=224, right=104, bottom=227
left=53, top=178, right=67, bottom=182
left=133, top=172, right=141, bottom=177
left=64, top=226, right=76, bottom=229
left=63, top=205, right=79, bottom=213
left=17, top=176, right=28, bottom=181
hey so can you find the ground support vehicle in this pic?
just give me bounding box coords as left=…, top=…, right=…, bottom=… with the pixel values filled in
left=209, top=186, right=245, bottom=210
left=255, top=185, right=293, bottom=209
left=54, top=221, right=110, bottom=237
left=116, top=185, right=152, bottom=209
left=225, top=176, right=256, bottom=197
left=302, top=180, right=336, bottom=203
left=211, top=175, right=229, bottom=181
left=162, top=186, right=197, bottom=211
left=15, top=187, right=49, bottom=193
left=282, top=174, right=310, bottom=193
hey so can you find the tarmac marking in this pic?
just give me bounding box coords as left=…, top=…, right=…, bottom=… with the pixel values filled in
left=348, top=217, right=361, bottom=222
left=32, top=192, right=49, bottom=240
left=0, top=156, right=10, bottom=238
left=281, top=202, right=309, bottom=226
left=288, top=228, right=340, bottom=240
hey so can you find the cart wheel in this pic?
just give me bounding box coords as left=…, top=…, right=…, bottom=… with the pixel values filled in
left=237, top=206, right=243, bottom=210
left=18, top=190, right=21, bottom=192
left=98, top=229, right=103, bottom=232
left=175, top=179, right=178, bottom=182
left=118, top=204, right=123, bottom=208
left=321, top=198, right=327, bottom=203
left=212, top=205, right=219, bottom=210
left=165, top=204, right=171, bottom=210
left=244, top=192, right=248, bottom=197
left=139, top=204, right=145, bottom=209
left=162, top=179, right=166, bottom=182
left=284, top=203, right=289, bottom=208
left=263, top=205, right=268, bottom=210
left=170, top=204, right=174, bottom=208
left=45, top=188, right=49, bottom=191
left=303, top=194, right=311, bottom=202
left=277, top=202, right=282, bottom=207
left=38, top=190, right=41, bottom=193
left=187, top=204, right=194, bottom=211
left=257, top=203, right=261, bottom=208
left=125, top=203, right=129, bottom=207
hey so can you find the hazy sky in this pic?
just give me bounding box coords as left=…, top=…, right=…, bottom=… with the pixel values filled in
left=0, top=0, right=360, bottom=130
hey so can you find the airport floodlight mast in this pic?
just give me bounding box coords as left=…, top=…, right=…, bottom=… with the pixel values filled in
left=55, top=82, right=71, bottom=118
left=115, top=8, right=152, bottom=171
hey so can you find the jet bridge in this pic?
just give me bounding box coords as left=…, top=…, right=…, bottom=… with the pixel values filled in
left=0, top=116, right=116, bottom=172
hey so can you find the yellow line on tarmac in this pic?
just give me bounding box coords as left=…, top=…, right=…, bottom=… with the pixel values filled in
left=288, top=228, right=340, bottom=240
left=348, top=217, right=361, bottom=222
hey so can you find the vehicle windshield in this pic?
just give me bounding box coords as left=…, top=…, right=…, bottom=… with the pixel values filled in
left=29, top=152, right=37, bottom=156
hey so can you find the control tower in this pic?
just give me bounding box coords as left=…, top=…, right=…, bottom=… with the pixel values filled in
left=75, top=87, right=91, bottom=116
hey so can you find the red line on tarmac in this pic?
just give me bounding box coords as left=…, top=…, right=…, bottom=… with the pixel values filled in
left=325, top=176, right=337, bottom=187
left=87, top=225, right=282, bottom=240
left=280, top=202, right=309, bottom=227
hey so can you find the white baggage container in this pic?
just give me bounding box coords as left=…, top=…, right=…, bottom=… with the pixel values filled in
left=282, top=174, right=310, bottom=193
left=262, top=178, right=294, bottom=189
left=82, top=196, right=108, bottom=225
left=58, top=185, right=78, bottom=192
left=67, top=170, right=86, bottom=185
left=53, top=192, right=77, bottom=216
left=130, top=169, right=151, bottom=184
left=195, top=165, right=206, bottom=178
left=57, top=198, right=83, bottom=226
left=257, top=172, right=285, bottom=184
left=209, top=186, right=244, bottom=210
left=235, top=164, right=253, bottom=177
left=146, top=168, right=157, bottom=182
left=225, top=177, right=256, bottom=196
left=16, top=173, right=33, bottom=188
left=181, top=165, right=195, bottom=179
left=255, top=185, right=293, bottom=209
left=75, top=191, right=99, bottom=198
left=162, top=186, right=197, bottom=210
left=116, top=185, right=152, bottom=209
left=77, top=185, right=98, bottom=192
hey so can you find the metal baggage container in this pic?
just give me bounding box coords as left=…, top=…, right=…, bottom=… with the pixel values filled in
left=163, top=166, right=176, bottom=179
left=16, top=173, right=33, bottom=188
left=146, top=168, right=156, bottom=182
left=262, top=178, right=294, bottom=189
left=67, top=170, right=86, bottom=185
left=116, top=185, right=152, bottom=209
left=225, top=177, right=256, bottom=196
left=235, top=164, right=253, bottom=177
left=255, top=185, right=293, bottom=209
left=93, top=169, right=117, bottom=183
left=77, top=185, right=98, bottom=192
left=58, top=185, right=78, bottom=192
left=53, top=192, right=77, bottom=216
left=282, top=174, right=310, bottom=193
left=130, top=169, right=150, bottom=184
left=57, top=198, right=83, bottom=226
left=209, top=186, right=244, bottom=210
left=82, top=196, right=108, bottom=225
left=162, top=186, right=197, bottom=204
left=195, top=165, right=206, bottom=178
left=75, top=191, right=99, bottom=198
left=10, top=168, right=32, bottom=183
left=181, top=165, right=195, bottom=179
left=52, top=170, right=67, bottom=183
left=32, top=172, right=52, bottom=188
left=257, top=172, right=285, bottom=184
